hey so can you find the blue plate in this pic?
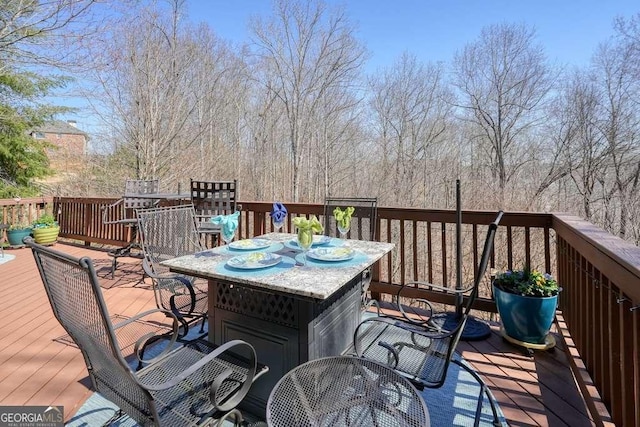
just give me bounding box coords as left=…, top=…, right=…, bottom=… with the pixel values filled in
left=306, top=247, right=355, bottom=262
left=228, top=238, right=271, bottom=250
left=226, top=252, right=282, bottom=270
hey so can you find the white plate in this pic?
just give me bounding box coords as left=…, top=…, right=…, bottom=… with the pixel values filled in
left=226, top=252, right=282, bottom=270
left=228, top=238, right=271, bottom=250
left=290, top=235, right=332, bottom=247
left=306, top=247, right=355, bottom=262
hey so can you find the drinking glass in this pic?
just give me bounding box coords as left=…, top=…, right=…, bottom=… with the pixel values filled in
left=297, top=230, right=313, bottom=266
left=272, top=215, right=285, bottom=232
left=338, top=222, right=350, bottom=240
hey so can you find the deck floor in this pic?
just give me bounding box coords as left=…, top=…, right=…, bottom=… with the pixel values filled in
left=0, top=242, right=594, bottom=426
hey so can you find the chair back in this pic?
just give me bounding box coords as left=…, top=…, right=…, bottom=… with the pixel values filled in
left=136, top=204, right=204, bottom=276
left=323, top=197, right=377, bottom=241
left=123, top=179, right=159, bottom=210
left=426, top=211, right=503, bottom=386
left=354, top=211, right=503, bottom=389
left=26, top=239, right=155, bottom=424
left=190, top=179, right=237, bottom=218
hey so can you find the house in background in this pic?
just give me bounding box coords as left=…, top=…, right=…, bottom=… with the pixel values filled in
left=31, top=120, right=89, bottom=172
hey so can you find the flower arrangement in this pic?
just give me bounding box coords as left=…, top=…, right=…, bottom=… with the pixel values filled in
left=493, top=268, right=560, bottom=297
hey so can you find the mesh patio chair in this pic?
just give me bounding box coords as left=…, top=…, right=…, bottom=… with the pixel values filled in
left=323, top=197, right=377, bottom=241
left=354, top=211, right=504, bottom=427
left=323, top=197, right=378, bottom=311
left=190, top=179, right=237, bottom=247
left=102, top=179, right=160, bottom=278
left=26, top=237, right=267, bottom=427
left=136, top=204, right=208, bottom=337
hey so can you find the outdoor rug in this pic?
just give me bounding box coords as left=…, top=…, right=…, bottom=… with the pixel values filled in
left=66, top=322, right=506, bottom=426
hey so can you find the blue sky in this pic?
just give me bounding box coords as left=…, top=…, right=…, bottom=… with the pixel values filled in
left=63, top=1, right=639, bottom=137
left=187, top=0, right=639, bottom=71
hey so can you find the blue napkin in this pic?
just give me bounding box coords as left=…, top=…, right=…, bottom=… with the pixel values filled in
left=210, top=211, right=240, bottom=238
left=271, top=202, right=287, bottom=223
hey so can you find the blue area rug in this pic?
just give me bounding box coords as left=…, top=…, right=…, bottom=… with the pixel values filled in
left=67, top=321, right=506, bottom=426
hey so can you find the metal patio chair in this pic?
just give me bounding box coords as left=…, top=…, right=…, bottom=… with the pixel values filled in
left=190, top=179, right=238, bottom=247
left=102, top=179, right=160, bottom=278
left=323, top=197, right=377, bottom=241
left=324, top=197, right=378, bottom=311
left=354, top=211, right=504, bottom=427
left=27, top=237, right=267, bottom=427
left=136, top=204, right=208, bottom=337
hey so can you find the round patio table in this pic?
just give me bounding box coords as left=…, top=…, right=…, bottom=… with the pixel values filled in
left=266, top=355, right=429, bottom=427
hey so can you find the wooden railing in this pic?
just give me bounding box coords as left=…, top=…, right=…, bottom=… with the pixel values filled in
left=4, top=196, right=638, bottom=426
left=553, top=214, right=640, bottom=427
left=0, top=197, right=53, bottom=227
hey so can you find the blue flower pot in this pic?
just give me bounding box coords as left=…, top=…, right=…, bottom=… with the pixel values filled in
left=7, top=228, right=32, bottom=246
left=493, top=284, right=558, bottom=344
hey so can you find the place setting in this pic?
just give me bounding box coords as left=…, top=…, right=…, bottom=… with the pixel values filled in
left=218, top=251, right=296, bottom=276
left=294, top=245, right=368, bottom=268
left=225, top=237, right=284, bottom=253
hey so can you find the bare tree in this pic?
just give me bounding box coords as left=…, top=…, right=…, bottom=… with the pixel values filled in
left=86, top=0, right=245, bottom=189
left=546, top=70, right=609, bottom=219
left=452, top=23, right=554, bottom=202
left=592, top=40, right=640, bottom=239
left=250, top=0, right=367, bottom=202
left=0, top=0, right=113, bottom=72
left=368, top=52, right=453, bottom=207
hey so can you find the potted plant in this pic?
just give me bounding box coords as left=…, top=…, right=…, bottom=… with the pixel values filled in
left=492, top=268, right=561, bottom=348
left=6, top=199, right=33, bottom=246
left=31, top=213, right=60, bottom=245
left=7, top=223, right=33, bottom=246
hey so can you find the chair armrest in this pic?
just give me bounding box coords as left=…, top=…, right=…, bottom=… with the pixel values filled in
left=139, top=339, right=261, bottom=412
left=392, top=281, right=473, bottom=325
left=142, top=258, right=198, bottom=314
left=112, top=308, right=180, bottom=364
left=101, top=198, right=124, bottom=225
left=402, top=281, right=474, bottom=295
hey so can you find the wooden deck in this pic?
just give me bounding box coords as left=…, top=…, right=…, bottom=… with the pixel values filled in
left=0, top=242, right=595, bottom=426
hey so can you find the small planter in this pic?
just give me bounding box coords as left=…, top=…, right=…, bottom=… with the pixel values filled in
left=32, top=226, right=60, bottom=245
left=7, top=228, right=33, bottom=246
left=493, top=284, right=558, bottom=345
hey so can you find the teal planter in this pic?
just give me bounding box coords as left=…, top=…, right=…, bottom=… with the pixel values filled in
left=493, top=284, right=558, bottom=344
left=7, top=228, right=32, bottom=246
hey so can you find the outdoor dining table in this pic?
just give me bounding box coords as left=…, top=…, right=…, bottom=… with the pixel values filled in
left=160, top=232, right=394, bottom=417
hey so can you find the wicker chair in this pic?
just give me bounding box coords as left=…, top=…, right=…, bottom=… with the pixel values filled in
left=27, top=238, right=267, bottom=426
left=136, top=204, right=208, bottom=336
left=190, top=179, right=237, bottom=247
left=354, top=211, right=504, bottom=427
left=102, top=179, right=160, bottom=278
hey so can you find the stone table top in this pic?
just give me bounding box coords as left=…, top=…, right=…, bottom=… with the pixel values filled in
left=161, top=233, right=395, bottom=300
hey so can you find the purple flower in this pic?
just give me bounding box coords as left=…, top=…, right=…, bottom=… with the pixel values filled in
left=271, top=202, right=287, bottom=223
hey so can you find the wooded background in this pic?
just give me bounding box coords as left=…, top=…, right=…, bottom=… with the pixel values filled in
left=4, top=0, right=639, bottom=245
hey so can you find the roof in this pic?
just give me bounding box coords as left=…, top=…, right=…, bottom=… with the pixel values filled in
left=34, top=120, right=87, bottom=136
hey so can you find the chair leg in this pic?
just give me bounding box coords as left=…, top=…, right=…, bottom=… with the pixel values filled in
left=453, top=359, right=503, bottom=427
left=199, top=315, right=206, bottom=333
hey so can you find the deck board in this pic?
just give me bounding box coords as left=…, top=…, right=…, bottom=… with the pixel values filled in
left=0, top=242, right=595, bottom=425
